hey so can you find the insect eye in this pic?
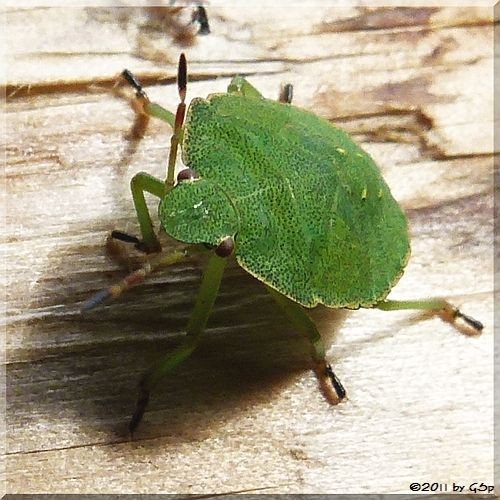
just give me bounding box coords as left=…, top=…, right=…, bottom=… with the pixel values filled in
left=177, top=168, right=199, bottom=182
left=215, top=236, right=235, bottom=258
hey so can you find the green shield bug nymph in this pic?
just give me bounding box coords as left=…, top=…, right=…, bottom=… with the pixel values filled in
left=84, top=54, right=483, bottom=433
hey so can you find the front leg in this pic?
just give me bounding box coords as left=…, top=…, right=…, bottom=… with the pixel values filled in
left=129, top=172, right=165, bottom=253
left=107, top=172, right=164, bottom=255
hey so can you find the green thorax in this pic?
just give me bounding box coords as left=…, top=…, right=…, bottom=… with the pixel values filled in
left=164, top=92, right=410, bottom=309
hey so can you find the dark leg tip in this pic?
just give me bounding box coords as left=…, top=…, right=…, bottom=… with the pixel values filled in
left=279, top=83, right=293, bottom=104
left=439, top=303, right=484, bottom=335
left=129, top=387, right=150, bottom=435
left=456, top=311, right=484, bottom=332
left=111, top=230, right=141, bottom=245
left=121, top=69, right=146, bottom=98
left=192, top=6, right=210, bottom=35
left=325, top=364, right=347, bottom=400
left=313, top=360, right=347, bottom=405
left=110, top=230, right=160, bottom=254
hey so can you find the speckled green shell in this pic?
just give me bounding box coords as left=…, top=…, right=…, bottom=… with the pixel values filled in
left=163, top=92, right=410, bottom=309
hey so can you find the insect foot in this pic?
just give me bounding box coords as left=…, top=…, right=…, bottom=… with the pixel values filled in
left=314, top=360, right=347, bottom=405
left=110, top=230, right=157, bottom=254
left=129, top=380, right=150, bottom=435
left=440, top=303, right=484, bottom=334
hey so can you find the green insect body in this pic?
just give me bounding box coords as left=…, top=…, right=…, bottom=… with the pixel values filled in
left=86, top=55, right=482, bottom=433
left=162, top=94, right=410, bottom=308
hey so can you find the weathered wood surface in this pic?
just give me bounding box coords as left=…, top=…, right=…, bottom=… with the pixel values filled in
left=5, top=5, right=494, bottom=495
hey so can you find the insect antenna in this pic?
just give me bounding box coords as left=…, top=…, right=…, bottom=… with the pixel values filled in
left=165, top=53, right=188, bottom=193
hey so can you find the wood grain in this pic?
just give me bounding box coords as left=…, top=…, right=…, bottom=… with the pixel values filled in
left=5, top=5, right=494, bottom=495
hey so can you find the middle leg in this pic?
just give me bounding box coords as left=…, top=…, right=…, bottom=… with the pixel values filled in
left=267, top=287, right=346, bottom=404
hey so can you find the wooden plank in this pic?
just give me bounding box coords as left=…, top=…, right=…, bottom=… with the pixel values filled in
left=5, top=5, right=494, bottom=495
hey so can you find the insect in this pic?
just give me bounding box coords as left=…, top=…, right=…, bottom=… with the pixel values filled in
left=84, top=54, right=483, bottom=433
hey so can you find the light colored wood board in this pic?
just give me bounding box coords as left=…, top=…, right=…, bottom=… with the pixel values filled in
left=5, top=7, right=495, bottom=87
left=5, top=5, right=494, bottom=495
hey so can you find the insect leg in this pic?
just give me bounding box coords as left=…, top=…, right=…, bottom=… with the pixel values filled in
left=279, top=84, right=293, bottom=104
left=120, top=52, right=187, bottom=153
left=124, top=54, right=187, bottom=224
left=129, top=253, right=228, bottom=433
left=82, top=249, right=190, bottom=312
left=375, top=298, right=483, bottom=334
left=108, top=230, right=151, bottom=254
left=130, top=172, right=165, bottom=253
left=120, top=68, right=176, bottom=130
left=227, top=76, right=292, bottom=103
left=266, top=287, right=346, bottom=405
left=191, top=6, right=210, bottom=34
